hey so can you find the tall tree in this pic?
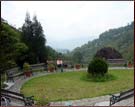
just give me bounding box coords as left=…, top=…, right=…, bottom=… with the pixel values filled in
left=32, top=15, right=46, bottom=62
left=22, top=13, right=47, bottom=64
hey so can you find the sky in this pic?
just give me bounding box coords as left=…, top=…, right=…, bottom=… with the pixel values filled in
left=1, top=1, right=134, bottom=51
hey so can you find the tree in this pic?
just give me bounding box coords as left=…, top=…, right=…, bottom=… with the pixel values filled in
left=46, top=46, right=59, bottom=60
left=15, top=43, right=28, bottom=70
left=69, top=21, right=134, bottom=63
left=0, top=21, right=28, bottom=73
left=95, top=47, right=123, bottom=59
left=32, top=15, right=46, bottom=62
left=72, top=51, right=82, bottom=63
left=21, top=13, right=47, bottom=64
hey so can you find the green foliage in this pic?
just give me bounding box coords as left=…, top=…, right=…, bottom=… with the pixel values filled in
left=82, top=73, right=116, bottom=82
left=15, top=43, right=28, bottom=56
left=0, top=15, right=64, bottom=73
left=48, top=63, right=55, bottom=72
left=23, top=62, right=30, bottom=71
left=88, top=57, right=108, bottom=76
left=1, top=73, right=7, bottom=88
left=70, top=21, right=134, bottom=63
left=46, top=46, right=59, bottom=60
left=21, top=13, right=47, bottom=64
left=72, top=50, right=82, bottom=63
left=0, top=21, right=28, bottom=73
left=48, top=63, right=55, bottom=68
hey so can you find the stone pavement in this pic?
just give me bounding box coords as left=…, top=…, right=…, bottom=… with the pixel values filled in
left=49, top=95, right=134, bottom=106
left=113, top=96, right=134, bottom=106
left=4, top=69, right=134, bottom=106
left=49, top=95, right=111, bottom=106
left=8, top=71, right=50, bottom=93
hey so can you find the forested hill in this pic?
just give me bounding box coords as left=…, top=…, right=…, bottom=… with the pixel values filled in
left=71, top=21, right=134, bottom=63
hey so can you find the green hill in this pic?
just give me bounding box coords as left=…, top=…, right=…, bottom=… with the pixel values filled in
left=71, top=21, right=134, bottom=63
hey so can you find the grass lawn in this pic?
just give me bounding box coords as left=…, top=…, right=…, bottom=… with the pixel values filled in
left=21, top=69, right=134, bottom=105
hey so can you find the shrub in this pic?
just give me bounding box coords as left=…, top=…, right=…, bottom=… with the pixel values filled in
left=48, top=63, right=55, bottom=72
left=81, top=73, right=116, bottom=82
left=23, top=63, right=30, bottom=72
left=88, top=57, right=108, bottom=76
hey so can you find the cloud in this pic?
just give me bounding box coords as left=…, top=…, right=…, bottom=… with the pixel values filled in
left=1, top=1, right=134, bottom=50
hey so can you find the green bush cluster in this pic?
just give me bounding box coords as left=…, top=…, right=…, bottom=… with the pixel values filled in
left=48, top=63, right=55, bottom=69
left=83, top=73, right=116, bottom=82
left=88, top=57, right=108, bottom=76
left=23, top=62, right=30, bottom=71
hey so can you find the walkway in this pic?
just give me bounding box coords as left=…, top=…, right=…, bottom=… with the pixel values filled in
left=49, top=96, right=134, bottom=106
left=5, top=68, right=134, bottom=106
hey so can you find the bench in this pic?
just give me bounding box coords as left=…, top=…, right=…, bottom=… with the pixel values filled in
left=110, top=88, right=134, bottom=106
left=5, top=63, right=48, bottom=83
left=31, top=63, right=46, bottom=71
left=6, top=71, right=24, bottom=82
left=1, top=96, right=11, bottom=106
left=1, top=89, right=34, bottom=106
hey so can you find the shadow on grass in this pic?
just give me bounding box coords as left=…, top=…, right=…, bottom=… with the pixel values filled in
left=80, top=73, right=117, bottom=82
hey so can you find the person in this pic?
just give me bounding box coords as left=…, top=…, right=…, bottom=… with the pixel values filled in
left=61, top=63, right=63, bottom=72
left=57, top=59, right=61, bottom=68
left=57, top=58, right=63, bottom=72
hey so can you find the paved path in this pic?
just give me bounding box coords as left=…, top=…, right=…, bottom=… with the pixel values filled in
left=50, top=96, right=134, bottom=106
left=9, top=71, right=51, bottom=93
left=113, top=96, right=134, bottom=106
left=49, top=95, right=111, bottom=106
left=5, top=69, right=134, bottom=106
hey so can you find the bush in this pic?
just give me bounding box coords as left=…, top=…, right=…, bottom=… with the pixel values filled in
left=81, top=73, right=116, bottom=82
left=48, top=63, right=55, bottom=72
left=88, top=57, right=108, bottom=76
left=23, top=62, right=30, bottom=72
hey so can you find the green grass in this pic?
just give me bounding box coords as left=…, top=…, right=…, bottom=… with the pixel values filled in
left=81, top=73, right=117, bottom=82
left=21, top=69, right=134, bottom=105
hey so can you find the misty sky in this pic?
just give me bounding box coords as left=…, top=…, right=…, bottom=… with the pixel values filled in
left=1, top=1, right=134, bottom=50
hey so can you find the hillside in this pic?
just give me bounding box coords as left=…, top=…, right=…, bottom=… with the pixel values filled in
left=1, top=19, right=27, bottom=72
left=56, top=48, right=70, bottom=54
left=71, top=21, right=134, bottom=63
